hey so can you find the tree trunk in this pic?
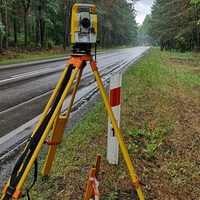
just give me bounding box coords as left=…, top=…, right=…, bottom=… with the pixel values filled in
left=194, top=27, right=200, bottom=51
left=0, top=35, right=2, bottom=54
left=63, top=1, right=67, bottom=50
left=63, top=0, right=71, bottom=49
left=0, top=7, right=3, bottom=53
left=22, top=0, right=30, bottom=48
left=63, top=0, right=69, bottom=50
left=101, top=27, right=104, bottom=48
left=14, top=19, right=17, bottom=46
left=188, top=37, right=191, bottom=51
left=24, top=14, right=27, bottom=47
left=160, top=40, right=164, bottom=51
left=194, top=3, right=200, bottom=51
left=35, top=17, right=39, bottom=49
left=66, top=13, right=71, bottom=46
left=53, top=17, right=56, bottom=44
left=39, top=0, right=46, bottom=49
left=40, top=19, right=46, bottom=49
left=99, top=0, right=104, bottom=48
left=3, top=0, right=8, bottom=50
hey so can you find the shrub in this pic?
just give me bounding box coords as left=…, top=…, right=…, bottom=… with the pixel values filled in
left=46, top=39, right=54, bottom=50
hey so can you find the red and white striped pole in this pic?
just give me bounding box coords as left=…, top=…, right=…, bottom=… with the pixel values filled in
left=107, top=73, right=122, bottom=165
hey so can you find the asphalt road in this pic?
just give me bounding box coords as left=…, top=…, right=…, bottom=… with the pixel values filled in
left=0, top=47, right=149, bottom=137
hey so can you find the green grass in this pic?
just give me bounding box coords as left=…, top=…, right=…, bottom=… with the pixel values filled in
left=0, top=53, right=70, bottom=65
left=22, top=47, right=200, bottom=199
left=0, top=45, right=135, bottom=65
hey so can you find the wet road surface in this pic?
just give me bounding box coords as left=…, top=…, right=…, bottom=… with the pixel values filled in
left=0, top=47, right=148, bottom=137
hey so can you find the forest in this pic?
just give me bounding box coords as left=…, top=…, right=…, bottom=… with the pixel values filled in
left=0, top=0, right=200, bottom=55
left=138, top=0, right=200, bottom=52
left=0, top=0, right=138, bottom=54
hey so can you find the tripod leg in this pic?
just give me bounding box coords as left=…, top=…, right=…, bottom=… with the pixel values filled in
left=41, top=112, right=62, bottom=177
left=42, top=68, right=83, bottom=176
left=92, top=67, right=144, bottom=200
left=64, top=68, right=83, bottom=120
left=32, top=65, right=70, bottom=137
left=14, top=67, right=79, bottom=192
left=20, top=66, right=71, bottom=157
left=0, top=65, right=72, bottom=200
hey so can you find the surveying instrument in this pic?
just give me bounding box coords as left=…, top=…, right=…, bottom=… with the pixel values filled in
left=1, top=4, right=144, bottom=200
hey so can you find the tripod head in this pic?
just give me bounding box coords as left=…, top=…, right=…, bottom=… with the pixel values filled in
left=71, top=43, right=92, bottom=56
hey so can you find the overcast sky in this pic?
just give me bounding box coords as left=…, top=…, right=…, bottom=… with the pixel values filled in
left=135, top=0, right=155, bottom=25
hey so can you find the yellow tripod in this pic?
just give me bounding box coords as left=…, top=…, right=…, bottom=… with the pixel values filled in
left=1, top=54, right=144, bottom=200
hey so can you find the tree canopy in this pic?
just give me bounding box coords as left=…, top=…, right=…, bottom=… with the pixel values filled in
left=145, top=0, right=200, bottom=52
left=0, top=0, right=138, bottom=53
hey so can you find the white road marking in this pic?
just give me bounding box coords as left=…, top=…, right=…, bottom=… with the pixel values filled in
left=0, top=65, right=65, bottom=83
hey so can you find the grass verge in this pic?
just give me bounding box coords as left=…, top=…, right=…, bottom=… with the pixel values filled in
left=0, top=45, right=133, bottom=65
left=0, top=47, right=71, bottom=65
left=23, top=48, right=200, bottom=199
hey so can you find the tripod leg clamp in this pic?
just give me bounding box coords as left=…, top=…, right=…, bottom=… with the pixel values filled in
left=2, top=185, right=22, bottom=199
left=133, top=176, right=140, bottom=188
left=45, top=140, right=61, bottom=146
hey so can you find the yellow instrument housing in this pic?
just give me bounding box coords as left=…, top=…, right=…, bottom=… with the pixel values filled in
left=71, top=4, right=97, bottom=44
